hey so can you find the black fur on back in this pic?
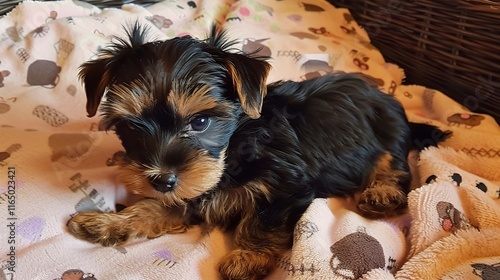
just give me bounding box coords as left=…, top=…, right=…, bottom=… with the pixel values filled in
left=219, top=73, right=449, bottom=230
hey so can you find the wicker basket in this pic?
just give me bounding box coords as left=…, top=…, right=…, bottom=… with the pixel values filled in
left=329, top=0, right=500, bottom=123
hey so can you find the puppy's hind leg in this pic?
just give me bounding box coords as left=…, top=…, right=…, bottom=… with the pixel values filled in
left=357, top=152, right=411, bottom=219
left=218, top=213, right=292, bottom=280
left=67, top=199, right=188, bottom=246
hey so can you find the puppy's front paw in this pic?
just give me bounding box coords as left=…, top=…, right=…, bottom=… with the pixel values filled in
left=218, top=249, right=273, bottom=280
left=357, top=185, right=407, bottom=219
left=67, top=212, right=130, bottom=246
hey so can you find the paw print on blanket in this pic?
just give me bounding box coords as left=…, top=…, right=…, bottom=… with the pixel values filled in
left=146, top=15, right=173, bottom=29
left=448, top=113, right=485, bottom=128
left=0, top=144, right=21, bottom=167
left=308, top=27, right=341, bottom=42
left=340, top=13, right=376, bottom=50
left=471, top=262, right=500, bottom=279
left=0, top=61, right=10, bottom=87
left=349, top=49, right=369, bottom=70
left=300, top=2, right=326, bottom=12
left=0, top=97, right=16, bottom=114
left=330, top=227, right=385, bottom=279
left=341, top=12, right=359, bottom=35
left=436, top=201, right=472, bottom=232
left=242, top=38, right=271, bottom=57
left=54, top=269, right=97, bottom=280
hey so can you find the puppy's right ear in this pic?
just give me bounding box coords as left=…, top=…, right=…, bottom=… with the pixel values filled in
left=79, top=21, right=153, bottom=117
left=78, top=58, right=113, bottom=117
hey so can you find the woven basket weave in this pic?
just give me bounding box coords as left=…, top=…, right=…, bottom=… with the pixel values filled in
left=329, top=0, right=500, bottom=123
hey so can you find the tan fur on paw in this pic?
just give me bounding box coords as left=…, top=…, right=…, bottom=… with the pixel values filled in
left=67, top=212, right=130, bottom=246
left=357, top=185, right=408, bottom=219
left=218, top=249, right=274, bottom=280
left=67, top=200, right=189, bottom=247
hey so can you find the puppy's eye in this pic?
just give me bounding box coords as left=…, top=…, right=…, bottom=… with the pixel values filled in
left=126, top=121, right=137, bottom=130
left=190, top=116, right=210, bottom=132
left=124, top=121, right=144, bottom=132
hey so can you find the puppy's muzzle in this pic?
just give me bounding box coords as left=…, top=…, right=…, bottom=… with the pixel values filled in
left=149, top=173, right=178, bottom=193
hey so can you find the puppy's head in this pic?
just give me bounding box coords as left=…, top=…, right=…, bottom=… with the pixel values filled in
left=79, top=23, right=270, bottom=206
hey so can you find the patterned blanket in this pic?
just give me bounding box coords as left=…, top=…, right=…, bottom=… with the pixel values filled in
left=0, top=1, right=499, bottom=279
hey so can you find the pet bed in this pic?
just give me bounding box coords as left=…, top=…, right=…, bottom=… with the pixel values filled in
left=0, top=0, right=499, bottom=279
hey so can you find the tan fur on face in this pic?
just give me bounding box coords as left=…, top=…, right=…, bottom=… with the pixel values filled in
left=357, top=152, right=409, bottom=218
left=106, top=76, right=235, bottom=122
left=118, top=150, right=226, bottom=206
left=106, top=79, right=155, bottom=117
left=103, top=71, right=170, bottom=121
left=168, top=83, right=218, bottom=118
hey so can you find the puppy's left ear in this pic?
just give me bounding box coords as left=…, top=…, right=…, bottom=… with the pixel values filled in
left=223, top=54, right=270, bottom=119
left=79, top=58, right=113, bottom=117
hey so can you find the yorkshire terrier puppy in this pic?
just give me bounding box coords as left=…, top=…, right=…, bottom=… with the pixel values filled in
left=67, top=23, right=450, bottom=279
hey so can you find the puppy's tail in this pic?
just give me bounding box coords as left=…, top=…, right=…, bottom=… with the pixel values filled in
left=409, top=122, right=452, bottom=150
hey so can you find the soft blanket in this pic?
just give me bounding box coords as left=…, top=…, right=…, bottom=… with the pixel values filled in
left=0, top=1, right=499, bottom=279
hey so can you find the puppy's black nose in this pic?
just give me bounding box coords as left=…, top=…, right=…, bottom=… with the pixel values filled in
left=150, top=173, right=178, bottom=193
